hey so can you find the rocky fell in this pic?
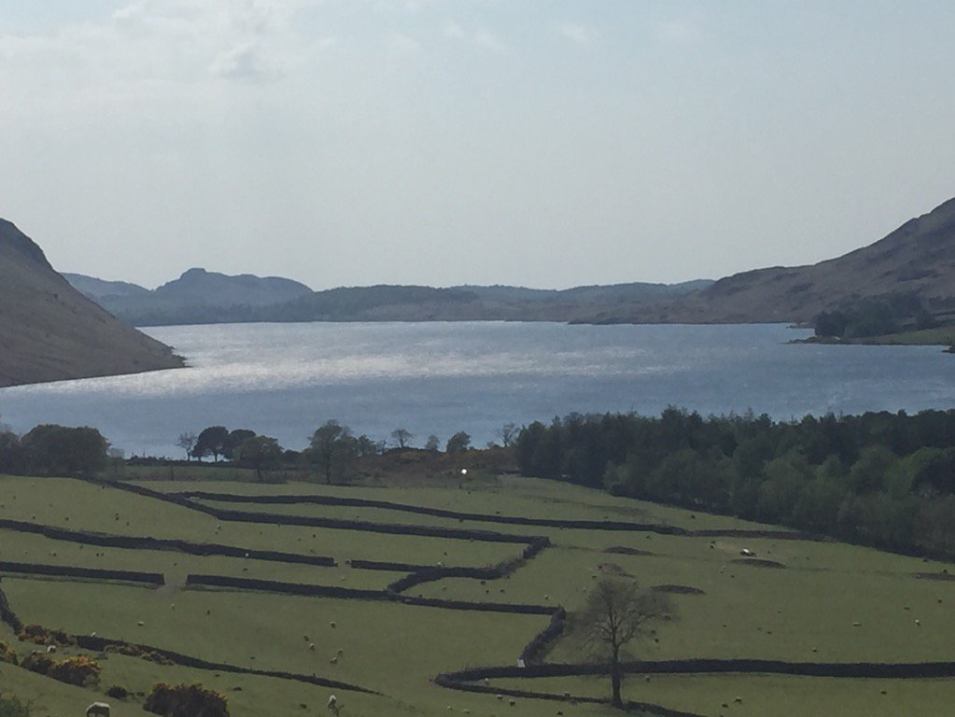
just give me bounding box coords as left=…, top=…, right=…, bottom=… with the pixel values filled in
left=0, top=220, right=183, bottom=388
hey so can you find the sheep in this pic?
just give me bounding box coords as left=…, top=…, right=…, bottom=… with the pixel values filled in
left=86, top=703, right=111, bottom=717
left=329, top=621, right=337, bottom=629
left=309, top=643, right=316, bottom=651
left=327, top=695, right=340, bottom=717
left=46, top=645, right=57, bottom=654
left=740, top=548, right=755, bottom=557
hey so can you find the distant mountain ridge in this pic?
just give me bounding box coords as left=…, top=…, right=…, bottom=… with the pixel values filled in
left=65, top=271, right=713, bottom=326
left=64, top=195, right=955, bottom=330
left=584, top=196, right=955, bottom=326
left=0, top=220, right=183, bottom=388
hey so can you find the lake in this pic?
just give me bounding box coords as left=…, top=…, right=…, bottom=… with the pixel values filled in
left=1, top=322, right=953, bottom=457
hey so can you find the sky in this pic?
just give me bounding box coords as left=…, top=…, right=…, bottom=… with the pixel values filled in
left=1, top=1, right=954, bottom=291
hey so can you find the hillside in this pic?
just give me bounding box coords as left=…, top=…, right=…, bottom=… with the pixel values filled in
left=0, top=220, right=183, bottom=388
left=592, top=197, right=955, bottom=325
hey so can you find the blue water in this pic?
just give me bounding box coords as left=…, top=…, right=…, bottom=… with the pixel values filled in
left=0, top=322, right=953, bottom=457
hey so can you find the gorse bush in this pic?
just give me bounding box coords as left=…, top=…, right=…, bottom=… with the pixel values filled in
left=0, top=641, right=17, bottom=665
left=21, top=653, right=100, bottom=688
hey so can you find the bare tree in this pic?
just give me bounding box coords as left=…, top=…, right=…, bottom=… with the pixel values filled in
left=499, top=422, right=518, bottom=448
left=575, top=575, right=674, bottom=708
left=177, top=432, right=197, bottom=461
left=391, top=428, right=414, bottom=449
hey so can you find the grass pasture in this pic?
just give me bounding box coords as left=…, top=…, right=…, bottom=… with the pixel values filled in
left=1, top=473, right=954, bottom=716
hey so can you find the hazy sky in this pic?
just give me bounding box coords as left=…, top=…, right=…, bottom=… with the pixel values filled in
left=2, top=1, right=954, bottom=290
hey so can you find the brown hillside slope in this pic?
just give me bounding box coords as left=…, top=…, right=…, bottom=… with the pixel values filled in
left=0, top=220, right=184, bottom=387
left=600, top=196, right=955, bottom=325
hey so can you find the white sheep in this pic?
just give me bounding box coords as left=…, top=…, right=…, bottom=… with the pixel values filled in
left=309, top=643, right=316, bottom=651
left=86, top=703, right=111, bottom=717
left=46, top=645, right=57, bottom=654
left=327, top=695, right=340, bottom=717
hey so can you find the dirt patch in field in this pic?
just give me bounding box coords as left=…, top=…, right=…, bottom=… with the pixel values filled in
left=732, top=558, right=786, bottom=569
left=597, top=563, right=633, bottom=577
left=604, top=546, right=654, bottom=557
left=652, top=584, right=706, bottom=596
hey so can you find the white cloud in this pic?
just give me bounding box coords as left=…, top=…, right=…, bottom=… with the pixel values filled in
left=654, top=16, right=703, bottom=44
left=556, top=22, right=595, bottom=46
left=0, top=0, right=321, bottom=90
left=474, top=30, right=505, bottom=53
left=444, top=21, right=465, bottom=39
left=388, top=30, right=422, bottom=54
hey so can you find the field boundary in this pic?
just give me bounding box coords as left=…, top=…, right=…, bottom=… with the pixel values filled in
left=0, top=517, right=338, bottom=566
left=438, top=657, right=955, bottom=685
left=0, top=578, right=23, bottom=631
left=92, top=479, right=548, bottom=545
left=0, top=561, right=164, bottom=586
left=184, top=572, right=559, bottom=615
left=174, top=490, right=825, bottom=541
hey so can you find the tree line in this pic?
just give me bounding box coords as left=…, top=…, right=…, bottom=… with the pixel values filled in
left=0, top=420, right=478, bottom=483
left=515, top=408, right=955, bottom=559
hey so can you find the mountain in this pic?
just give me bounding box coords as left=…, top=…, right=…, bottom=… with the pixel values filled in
left=64, top=269, right=713, bottom=326
left=588, top=197, right=955, bottom=326
left=153, top=268, right=313, bottom=307
left=65, top=268, right=315, bottom=326
left=61, top=273, right=150, bottom=301
left=0, top=220, right=184, bottom=388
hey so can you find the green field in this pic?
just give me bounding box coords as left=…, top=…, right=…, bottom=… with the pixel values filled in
left=1, top=473, right=954, bottom=717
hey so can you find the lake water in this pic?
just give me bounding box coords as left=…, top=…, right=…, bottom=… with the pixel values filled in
left=1, top=322, right=953, bottom=457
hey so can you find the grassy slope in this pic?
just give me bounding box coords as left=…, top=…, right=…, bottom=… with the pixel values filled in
left=1, top=474, right=954, bottom=717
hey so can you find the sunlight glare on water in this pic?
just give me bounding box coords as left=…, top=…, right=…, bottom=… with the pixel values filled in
left=1, top=322, right=953, bottom=457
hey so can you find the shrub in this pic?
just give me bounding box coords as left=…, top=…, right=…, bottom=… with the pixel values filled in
left=105, top=643, right=174, bottom=666
left=106, top=686, right=130, bottom=700
left=21, top=653, right=100, bottom=687
left=17, top=625, right=75, bottom=647
left=0, top=693, right=30, bottom=717
left=144, top=683, right=229, bottom=717
left=0, top=642, right=17, bottom=666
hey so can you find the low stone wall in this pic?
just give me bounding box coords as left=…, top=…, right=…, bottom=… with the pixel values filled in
left=0, top=517, right=336, bottom=567
left=520, top=607, right=566, bottom=665
left=184, top=574, right=388, bottom=601
left=0, top=561, right=164, bottom=585
left=173, top=490, right=691, bottom=534
left=73, top=634, right=376, bottom=694
left=0, top=578, right=23, bottom=632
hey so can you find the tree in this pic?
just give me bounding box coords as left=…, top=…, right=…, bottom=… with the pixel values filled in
left=236, top=436, right=283, bottom=481
left=499, top=422, right=518, bottom=448
left=424, top=435, right=440, bottom=452
left=575, top=576, right=673, bottom=709
left=446, top=431, right=471, bottom=454
left=391, top=428, right=414, bottom=449
left=194, top=426, right=229, bottom=463
left=177, top=432, right=197, bottom=462
left=20, top=425, right=109, bottom=477
left=356, top=435, right=380, bottom=457
left=223, top=429, right=256, bottom=461
left=308, top=420, right=358, bottom=484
